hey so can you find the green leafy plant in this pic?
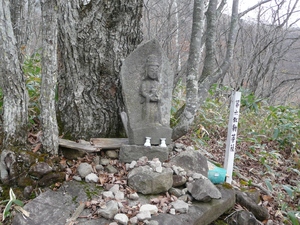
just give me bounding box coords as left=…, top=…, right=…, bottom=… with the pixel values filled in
left=1, top=188, right=24, bottom=221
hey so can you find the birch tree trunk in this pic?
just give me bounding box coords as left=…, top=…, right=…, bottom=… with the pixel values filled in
left=0, top=0, right=28, bottom=148
left=57, top=0, right=143, bottom=140
left=172, top=0, right=205, bottom=139
left=40, top=0, right=59, bottom=154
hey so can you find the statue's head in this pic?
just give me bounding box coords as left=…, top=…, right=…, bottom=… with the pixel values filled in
left=146, top=54, right=160, bottom=80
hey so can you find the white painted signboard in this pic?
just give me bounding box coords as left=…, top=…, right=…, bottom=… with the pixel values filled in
left=224, top=91, right=241, bottom=184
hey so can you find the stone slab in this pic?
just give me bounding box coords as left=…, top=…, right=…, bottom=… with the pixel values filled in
left=12, top=182, right=235, bottom=225
left=119, top=145, right=169, bottom=163
left=130, top=126, right=172, bottom=145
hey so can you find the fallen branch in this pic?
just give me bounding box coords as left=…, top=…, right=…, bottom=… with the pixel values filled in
left=65, top=202, right=85, bottom=225
left=236, top=172, right=272, bottom=196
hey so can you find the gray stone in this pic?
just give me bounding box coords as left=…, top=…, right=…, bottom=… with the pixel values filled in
left=114, top=213, right=129, bottom=225
left=119, top=145, right=168, bottom=163
left=77, top=162, right=93, bottom=178
left=106, top=150, right=119, bottom=159
left=137, top=210, right=152, bottom=221
left=120, top=39, right=174, bottom=145
left=102, top=191, right=114, bottom=199
left=168, top=149, right=208, bottom=177
left=105, top=165, right=118, bottom=174
left=85, top=173, right=99, bottom=183
left=172, top=175, right=187, bottom=187
left=128, top=192, right=139, bottom=200
left=140, top=204, right=158, bottom=214
left=227, top=210, right=259, bottom=225
left=95, top=164, right=104, bottom=172
left=97, top=200, right=119, bottom=219
left=129, top=160, right=137, bottom=169
left=187, top=179, right=222, bottom=202
left=100, top=158, right=110, bottom=166
left=171, top=200, right=189, bottom=213
left=29, top=162, right=53, bottom=178
left=169, top=187, right=183, bottom=197
left=128, top=165, right=173, bottom=194
left=109, top=184, right=120, bottom=194
left=115, top=191, right=125, bottom=200
left=73, top=175, right=82, bottom=181
left=236, top=190, right=269, bottom=221
left=145, top=220, right=159, bottom=225
left=130, top=216, right=138, bottom=224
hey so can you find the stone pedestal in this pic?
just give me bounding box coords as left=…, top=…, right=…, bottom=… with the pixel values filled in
left=119, top=145, right=169, bottom=163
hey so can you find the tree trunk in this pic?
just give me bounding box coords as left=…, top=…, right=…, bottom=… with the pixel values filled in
left=0, top=0, right=28, bottom=148
left=172, top=0, right=205, bottom=140
left=57, top=0, right=143, bottom=140
left=40, top=0, right=59, bottom=154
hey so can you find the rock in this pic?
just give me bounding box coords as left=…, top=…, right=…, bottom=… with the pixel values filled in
left=236, top=190, right=269, bottom=221
left=187, top=179, right=222, bottom=202
left=227, top=210, right=259, bottom=225
left=174, top=143, right=186, bottom=152
left=169, top=187, right=183, bottom=197
left=17, top=176, right=35, bottom=187
left=171, top=200, right=189, bottom=213
left=137, top=210, right=152, bottom=221
left=29, top=162, right=53, bottom=178
left=95, top=164, right=104, bottom=172
left=140, top=204, right=158, bottom=214
left=168, top=149, right=208, bottom=177
left=129, top=160, right=137, bottom=169
left=169, top=208, right=176, bottom=215
left=38, top=172, right=65, bottom=187
left=145, top=220, right=159, bottom=225
left=23, top=186, right=33, bottom=199
left=130, top=216, right=138, bottom=224
left=103, top=191, right=114, bottom=199
left=128, top=165, right=173, bottom=194
left=156, top=166, right=163, bottom=173
left=109, top=184, right=120, bottom=194
left=97, top=200, right=119, bottom=219
left=105, top=165, right=118, bottom=174
left=60, top=148, right=86, bottom=160
left=106, top=150, right=119, bottom=159
left=114, top=213, right=129, bottom=225
left=128, top=192, right=139, bottom=200
left=192, top=172, right=207, bottom=180
left=173, top=175, right=187, bottom=187
left=100, top=158, right=110, bottom=166
left=93, top=155, right=100, bottom=165
left=109, top=222, right=118, bottom=225
left=77, top=162, right=93, bottom=178
left=72, top=175, right=82, bottom=181
left=85, top=173, right=99, bottom=183
left=178, top=194, right=193, bottom=202
left=115, top=191, right=125, bottom=200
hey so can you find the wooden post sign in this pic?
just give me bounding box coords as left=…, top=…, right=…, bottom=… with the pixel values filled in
left=224, top=91, right=241, bottom=184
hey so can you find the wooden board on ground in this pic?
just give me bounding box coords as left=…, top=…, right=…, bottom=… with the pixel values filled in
left=90, top=138, right=129, bottom=149
left=59, top=138, right=101, bottom=153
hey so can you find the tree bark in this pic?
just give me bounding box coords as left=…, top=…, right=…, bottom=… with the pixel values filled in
left=172, top=0, right=205, bottom=140
left=0, top=0, right=28, bottom=148
left=40, top=0, right=59, bottom=154
left=57, top=0, right=143, bottom=140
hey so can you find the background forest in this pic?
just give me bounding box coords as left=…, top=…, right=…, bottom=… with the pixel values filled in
left=0, top=0, right=299, bottom=224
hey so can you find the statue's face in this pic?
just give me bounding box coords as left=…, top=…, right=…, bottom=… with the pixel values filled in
left=147, top=65, right=159, bottom=80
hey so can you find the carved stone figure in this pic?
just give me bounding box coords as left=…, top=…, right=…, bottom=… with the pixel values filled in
left=140, top=54, right=162, bottom=124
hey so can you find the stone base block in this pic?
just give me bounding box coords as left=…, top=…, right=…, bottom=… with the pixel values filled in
left=129, top=126, right=172, bottom=145
left=119, top=145, right=169, bottom=163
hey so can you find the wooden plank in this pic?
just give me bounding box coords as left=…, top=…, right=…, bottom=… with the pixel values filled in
left=90, top=138, right=129, bottom=149
left=59, top=138, right=101, bottom=152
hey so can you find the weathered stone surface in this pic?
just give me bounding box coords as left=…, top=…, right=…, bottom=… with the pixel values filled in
left=172, top=175, right=187, bottom=187
left=12, top=181, right=107, bottom=225
left=140, top=204, right=158, bottom=214
left=106, top=150, right=119, bottom=159
left=187, top=179, right=222, bottom=202
left=97, top=200, right=119, bottom=219
left=128, top=165, right=173, bottom=194
left=85, top=173, right=99, bottom=183
left=105, top=165, right=118, bottom=174
left=168, top=149, right=208, bottom=176
left=119, top=145, right=168, bottom=163
left=151, top=186, right=235, bottom=225
left=114, top=213, right=129, bottom=225
left=60, top=147, right=87, bottom=160
left=236, top=190, right=269, bottom=221
left=120, top=39, right=174, bottom=145
left=77, top=162, right=93, bottom=178
left=136, top=210, right=152, bottom=221
left=227, top=210, right=259, bottom=225
left=29, top=162, right=53, bottom=178
left=12, top=182, right=235, bottom=225
left=171, top=200, right=189, bottom=213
